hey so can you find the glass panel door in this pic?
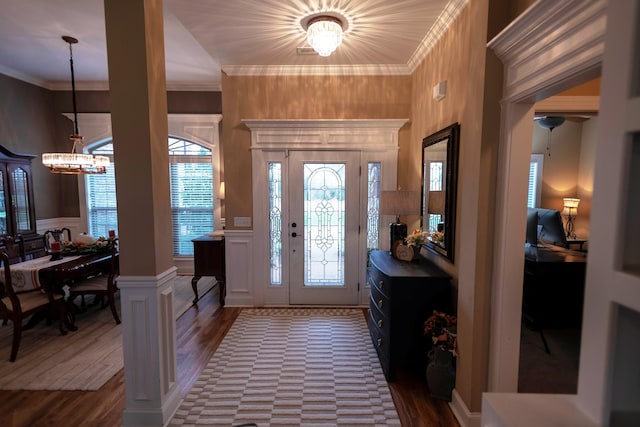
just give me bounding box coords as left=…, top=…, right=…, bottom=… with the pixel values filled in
left=10, top=167, right=31, bottom=233
left=0, top=171, right=6, bottom=235
left=289, top=151, right=359, bottom=305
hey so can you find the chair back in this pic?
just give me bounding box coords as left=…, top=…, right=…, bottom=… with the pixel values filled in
left=44, top=228, right=72, bottom=251
left=107, top=238, right=119, bottom=289
left=0, top=251, right=19, bottom=311
left=0, top=236, right=25, bottom=265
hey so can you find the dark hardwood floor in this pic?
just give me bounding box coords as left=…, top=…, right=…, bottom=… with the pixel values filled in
left=0, top=288, right=459, bottom=427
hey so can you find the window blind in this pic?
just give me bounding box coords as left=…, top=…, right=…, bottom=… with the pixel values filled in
left=87, top=138, right=214, bottom=256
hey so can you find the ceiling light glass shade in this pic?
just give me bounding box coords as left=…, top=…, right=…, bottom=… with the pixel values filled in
left=42, top=135, right=109, bottom=174
left=306, top=17, right=343, bottom=57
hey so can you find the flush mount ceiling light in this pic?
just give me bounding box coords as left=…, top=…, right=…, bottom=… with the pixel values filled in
left=305, top=15, right=344, bottom=57
left=42, top=36, right=109, bottom=174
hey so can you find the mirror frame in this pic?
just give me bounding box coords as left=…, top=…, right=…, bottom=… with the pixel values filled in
left=421, top=122, right=460, bottom=262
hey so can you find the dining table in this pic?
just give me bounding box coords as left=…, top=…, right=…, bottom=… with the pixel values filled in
left=2, top=250, right=117, bottom=332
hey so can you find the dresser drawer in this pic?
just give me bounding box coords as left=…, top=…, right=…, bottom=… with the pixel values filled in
left=367, top=265, right=389, bottom=298
left=370, top=280, right=390, bottom=317
left=369, top=294, right=390, bottom=337
left=369, top=308, right=390, bottom=378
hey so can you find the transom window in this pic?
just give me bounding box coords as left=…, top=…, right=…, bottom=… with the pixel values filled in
left=86, top=137, right=215, bottom=256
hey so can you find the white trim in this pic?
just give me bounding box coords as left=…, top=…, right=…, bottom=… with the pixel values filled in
left=66, top=113, right=223, bottom=243
left=488, top=0, right=606, bottom=103
left=487, top=0, right=607, bottom=393
left=450, top=389, right=481, bottom=427
left=119, top=266, right=181, bottom=427
left=407, top=0, right=469, bottom=71
left=224, top=229, right=255, bottom=306
left=249, top=119, right=403, bottom=307
left=36, top=217, right=83, bottom=238
left=483, top=0, right=609, bottom=426
left=223, top=64, right=411, bottom=77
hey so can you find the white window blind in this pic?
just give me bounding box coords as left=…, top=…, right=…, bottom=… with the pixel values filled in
left=528, top=154, right=544, bottom=208
left=87, top=143, right=117, bottom=238
left=169, top=138, right=213, bottom=256
left=87, top=138, right=214, bottom=256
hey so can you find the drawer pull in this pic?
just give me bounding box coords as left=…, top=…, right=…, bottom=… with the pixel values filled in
left=377, top=319, right=383, bottom=328
left=377, top=338, right=382, bottom=347
left=377, top=299, right=383, bottom=309
left=378, top=280, right=384, bottom=289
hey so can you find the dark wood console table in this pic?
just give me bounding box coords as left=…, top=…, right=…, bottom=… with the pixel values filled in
left=192, top=235, right=226, bottom=306
left=368, top=250, right=451, bottom=381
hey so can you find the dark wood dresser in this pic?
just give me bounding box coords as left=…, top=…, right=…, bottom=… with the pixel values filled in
left=191, top=235, right=226, bottom=306
left=368, top=250, right=451, bottom=381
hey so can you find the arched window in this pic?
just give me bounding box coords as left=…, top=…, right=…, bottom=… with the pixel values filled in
left=86, top=137, right=214, bottom=256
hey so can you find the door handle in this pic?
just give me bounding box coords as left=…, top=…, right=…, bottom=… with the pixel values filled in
left=291, top=232, right=297, bottom=238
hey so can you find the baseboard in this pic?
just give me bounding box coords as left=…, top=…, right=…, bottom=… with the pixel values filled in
left=449, top=389, right=481, bottom=427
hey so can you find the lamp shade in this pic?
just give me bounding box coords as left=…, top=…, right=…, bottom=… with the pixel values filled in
left=380, top=191, right=421, bottom=217
left=219, top=181, right=225, bottom=200
left=562, top=198, right=580, bottom=216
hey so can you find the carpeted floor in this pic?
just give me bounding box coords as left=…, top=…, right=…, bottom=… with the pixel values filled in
left=518, top=324, right=581, bottom=394
left=169, top=308, right=401, bottom=427
left=0, top=274, right=217, bottom=390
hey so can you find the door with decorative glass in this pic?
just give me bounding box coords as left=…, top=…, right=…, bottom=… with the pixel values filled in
left=288, top=151, right=360, bottom=305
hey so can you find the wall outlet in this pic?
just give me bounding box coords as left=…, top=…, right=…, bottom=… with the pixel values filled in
left=233, top=217, right=252, bottom=227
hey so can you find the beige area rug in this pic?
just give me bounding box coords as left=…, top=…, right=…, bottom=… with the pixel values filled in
left=170, top=308, right=401, bottom=427
left=0, top=274, right=217, bottom=390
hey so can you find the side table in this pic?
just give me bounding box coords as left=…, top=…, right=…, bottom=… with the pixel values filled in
left=191, top=235, right=226, bottom=306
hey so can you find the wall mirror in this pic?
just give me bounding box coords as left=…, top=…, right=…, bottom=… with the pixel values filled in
left=421, top=122, right=460, bottom=262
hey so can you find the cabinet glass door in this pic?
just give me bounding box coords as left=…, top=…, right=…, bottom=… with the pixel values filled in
left=0, top=171, right=6, bottom=235
left=11, top=167, right=31, bottom=233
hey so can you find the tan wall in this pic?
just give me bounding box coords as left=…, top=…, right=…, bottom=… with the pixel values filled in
left=410, top=0, right=509, bottom=412
left=220, top=74, right=412, bottom=229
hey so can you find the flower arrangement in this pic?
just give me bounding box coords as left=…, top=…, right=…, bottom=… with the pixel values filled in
left=405, top=228, right=429, bottom=247
left=423, top=310, right=457, bottom=356
left=429, top=231, right=444, bottom=243
left=62, top=235, right=114, bottom=255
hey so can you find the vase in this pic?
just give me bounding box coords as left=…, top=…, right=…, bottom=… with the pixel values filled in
left=426, top=347, right=456, bottom=401
left=412, top=245, right=421, bottom=260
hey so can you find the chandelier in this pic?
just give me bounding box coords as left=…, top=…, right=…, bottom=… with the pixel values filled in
left=306, top=16, right=344, bottom=57
left=42, top=36, right=109, bottom=174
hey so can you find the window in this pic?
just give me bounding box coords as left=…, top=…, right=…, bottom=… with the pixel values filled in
left=528, top=154, right=544, bottom=208
left=268, top=162, right=282, bottom=285
left=86, top=137, right=214, bottom=256
left=168, top=137, right=214, bottom=256
left=367, top=162, right=381, bottom=249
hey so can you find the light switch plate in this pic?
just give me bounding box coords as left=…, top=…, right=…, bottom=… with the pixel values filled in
left=234, top=217, right=252, bottom=227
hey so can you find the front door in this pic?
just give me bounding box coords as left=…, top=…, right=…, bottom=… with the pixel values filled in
left=288, top=151, right=360, bottom=305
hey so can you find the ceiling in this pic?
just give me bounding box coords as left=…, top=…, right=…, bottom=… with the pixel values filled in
left=0, top=0, right=456, bottom=91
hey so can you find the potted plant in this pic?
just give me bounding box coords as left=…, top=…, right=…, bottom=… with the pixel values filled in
left=423, top=310, right=457, bottom=401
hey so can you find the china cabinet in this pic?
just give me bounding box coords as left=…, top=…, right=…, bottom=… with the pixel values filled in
left=0, top=145, right=44, bottom=258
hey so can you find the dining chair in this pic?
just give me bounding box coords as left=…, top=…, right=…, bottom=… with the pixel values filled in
left=0, top=235, right=26, bottom=264
left=68, top=239, right=120, bottom=324
left=44, top=227, right=72, bottom=252
left=0, top=251, right=66, bottom=361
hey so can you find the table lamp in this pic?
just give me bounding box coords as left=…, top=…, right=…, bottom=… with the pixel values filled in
left=562, top=197, right=580, bottom=239
left=379, top=190, right=421, bottom=258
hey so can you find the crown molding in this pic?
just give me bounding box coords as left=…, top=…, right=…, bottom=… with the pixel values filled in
left=488, top=0, right=606, bottom=103
left=223, top=64, right=411, bottom=77
left=407, top=0, right=469, bottom=72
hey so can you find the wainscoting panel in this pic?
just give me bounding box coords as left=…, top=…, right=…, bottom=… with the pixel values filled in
left=224, top=230, right=254, bottom=306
